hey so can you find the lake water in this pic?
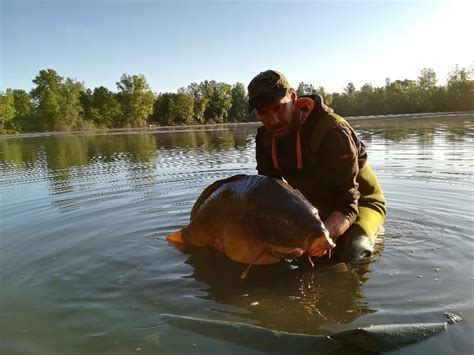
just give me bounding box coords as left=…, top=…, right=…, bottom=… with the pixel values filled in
left=1, top=114, right=473, bottom=354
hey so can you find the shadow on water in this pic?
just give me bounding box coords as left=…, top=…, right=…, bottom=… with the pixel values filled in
left=182, top=246, right=377, bottom=334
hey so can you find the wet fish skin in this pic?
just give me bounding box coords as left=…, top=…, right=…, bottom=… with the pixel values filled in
left=173, top=174, right=331, bottom=265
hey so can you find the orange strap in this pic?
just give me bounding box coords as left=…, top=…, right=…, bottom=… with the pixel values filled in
left=270, top=98, right=314, bottom=173
left=271, top=128, right=304, bottom=172
left=271, top=136, right=281, bottom=172
left=296, top=128, right=303, bottom=170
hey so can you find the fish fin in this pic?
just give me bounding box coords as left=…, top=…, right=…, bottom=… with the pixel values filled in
left=167, top=230, right=186, bottom=252
left=240, top=248, right=268, bottom=279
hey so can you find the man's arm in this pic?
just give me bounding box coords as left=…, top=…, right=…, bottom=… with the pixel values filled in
left=320, top=124, right=364, bottom=240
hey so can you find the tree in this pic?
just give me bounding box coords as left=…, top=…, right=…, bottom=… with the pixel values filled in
left=354, top=83, right=374, bottom=116
left=59, top=78, right=84, bottom=129
left=181, top=80, right=233, bottom=123
left=229, top=82, right=249, bottom=122
left=296, top=82, right=317, bottom=96
left=344, top=82, right=356, bottom=96
left=446, top=65, right=474, bottom=111
left=418, top=68, right=437, bottom=92
left=153, top=92, right=194, bottom=125
left=86, top=86, right=122, bottom=127
left=170, top=92, right=195, bottom=125
left=179, top=82, right=210, bottom=123
left=204, top=81, right=232, bottom=123
left=116, top=74, right=154, bottom=128
left=12, top=89, right=33, bottom=117
left=416, top=68, right=438, bottom=112
left=30, top=69, right=84, bottom=131
left=8, top=89, right=35, bottom=132
left=316, top=86, right=333, bottom=106
left=3, top=65, right=474, bottom=135
left=79, top=88, right=93, bottom=122
left=30, top=69, right=63, bottom=130
left=0, top=89, right=16, bottom=129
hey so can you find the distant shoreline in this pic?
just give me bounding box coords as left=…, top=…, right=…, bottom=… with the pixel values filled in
left=1, top=111, right=473, bottom=140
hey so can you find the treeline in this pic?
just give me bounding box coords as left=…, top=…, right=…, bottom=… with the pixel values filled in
left=0, top=66, right=473, bottom=134
left=309, top=67, right=473, bottom=117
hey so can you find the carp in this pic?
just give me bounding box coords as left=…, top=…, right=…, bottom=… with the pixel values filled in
left=167, top=174, right=335, bottom=278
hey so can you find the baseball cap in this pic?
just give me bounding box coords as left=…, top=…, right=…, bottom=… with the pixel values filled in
left=247, top=70, right=292, bottom=113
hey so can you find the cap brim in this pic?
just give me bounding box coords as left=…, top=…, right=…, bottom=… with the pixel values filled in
left=248, top=88, right=288, bottom=113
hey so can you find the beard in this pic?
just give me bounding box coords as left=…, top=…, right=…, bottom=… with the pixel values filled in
left=271, top=106, right=299, bottom=139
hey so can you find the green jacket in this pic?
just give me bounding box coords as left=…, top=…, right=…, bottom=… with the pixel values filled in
left=255, top=95, right=386, bottom=224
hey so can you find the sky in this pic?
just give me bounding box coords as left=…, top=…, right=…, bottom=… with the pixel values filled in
left=1, top=0, right=473, bottom=94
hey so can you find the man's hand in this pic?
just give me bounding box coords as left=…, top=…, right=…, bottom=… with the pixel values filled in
left=324, top=211, right=350, bottom=240
left=308, top=211, right=351, bottom=257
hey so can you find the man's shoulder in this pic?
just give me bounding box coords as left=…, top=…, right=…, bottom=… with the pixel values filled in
left=256, top=125, right=269, bottom=134
left=256, top=125, right=272, bottom=148
left=325, top=112, right=348, bottom=125
left=256, top=125, right=271, bottom=139
left=306, top=112, right=354, bottom=153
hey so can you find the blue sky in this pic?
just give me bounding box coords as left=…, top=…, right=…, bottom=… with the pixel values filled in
left=2, top=0, right=473, bottom=94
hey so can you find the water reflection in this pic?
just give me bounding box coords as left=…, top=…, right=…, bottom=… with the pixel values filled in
left=0, top=127, right=256, bottom=204
left=0, top=127, right=256, bottom=169
left=1, top=114, right=473, bottom=354
left=353, top=115, right=472, bottom=144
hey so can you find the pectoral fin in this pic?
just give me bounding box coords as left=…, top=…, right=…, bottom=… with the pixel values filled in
left=240, top=248, right=268, bottom=279
left=167, top=230, right=185, bottom=252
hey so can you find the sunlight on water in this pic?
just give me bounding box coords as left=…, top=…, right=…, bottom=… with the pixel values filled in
left=1, top=116, right=473, bottom=354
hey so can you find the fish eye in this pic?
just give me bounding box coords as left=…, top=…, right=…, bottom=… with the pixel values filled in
left=281, top=218, right=291, bottom=226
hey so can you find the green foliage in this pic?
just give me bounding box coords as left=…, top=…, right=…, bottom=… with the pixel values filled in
left=317, top=86, right=333, bottom=106
left=9, top=90, right=36, bottom=132
left=152, top=92, right=194, bottom=125
left=179, top=80, right=238, bottom=123
left=204, top=81, right=232, bottom=123
left=179, top=82, right=209, bottom=123
left=116, top=74, right=154, bottom=128
left=183, top=81, right=212, bottom=123
left=446, top=65, right=474, bottom=111
left=229, top=82, right=249, bottom=122
left=330, top=66, right=473, bottom=116
left=13, top=89, right=33, bottom=117
left=296, top=82, right=317, bottom=96
left=2, top=65, right=473, bottom=134
left=0, top=89, right=16, bottom=129
left=30, top=69, right=84, bottom=131
left=82, top=86, right=122, bottom=128
left=344, top=82, right=356, bottom=96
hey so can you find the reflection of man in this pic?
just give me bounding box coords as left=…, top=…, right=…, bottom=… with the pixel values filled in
left=248, top=70, right=386, bottom=261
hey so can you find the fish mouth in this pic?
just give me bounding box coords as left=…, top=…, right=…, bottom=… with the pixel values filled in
left=240, top=246, right=305, bottom=279
left=307, top=231, right=336, bottom=256
left=266, top=247, right=305, bottom=260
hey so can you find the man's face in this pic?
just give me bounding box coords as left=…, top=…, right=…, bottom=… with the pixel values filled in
left=256, top=94, right=298, bottom=139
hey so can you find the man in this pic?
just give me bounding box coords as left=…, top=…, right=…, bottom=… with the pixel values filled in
left=248, top=70, right=386, bottom=261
